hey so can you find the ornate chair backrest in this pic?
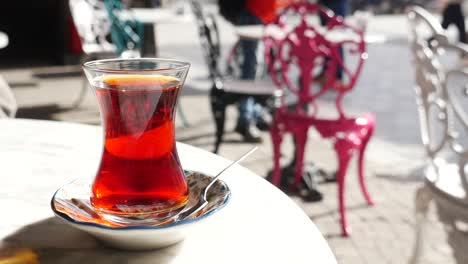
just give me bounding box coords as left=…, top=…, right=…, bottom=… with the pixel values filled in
left=266, top=2, right=366, bottom=118
left=407, top=6, right=448, bottom=159
left=445, top=69, right=468, bottom=196
left=190, top=0, right=221, bottom=81
left=407, top=6, right=468, bottom=197
left=69, top=0, right=114, bottom=53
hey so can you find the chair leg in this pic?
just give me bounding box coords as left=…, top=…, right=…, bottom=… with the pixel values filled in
left=71, top=74, right=89, bottom=109
left=270, top=120, right=283, bottom=186
left=177, top=103, right=190, bottom=128
left=335, top=140, right=353, bottom=237
left=213, top=105, right=226, bottom=154
left=72, top=55, right=91, bottom=108
left=409, top=185, right=432, bottom=264
left=357, top=129, right=375, bottom=206
left=210, top=89, right=226, bottom=154
left=293, top=128, right=308, bottom=186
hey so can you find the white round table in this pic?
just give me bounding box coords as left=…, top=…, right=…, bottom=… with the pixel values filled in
left=0, top=119, right=336, bottom=263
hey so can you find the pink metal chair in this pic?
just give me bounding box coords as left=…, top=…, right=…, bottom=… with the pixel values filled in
left=266, top=2, right=375, bottom=236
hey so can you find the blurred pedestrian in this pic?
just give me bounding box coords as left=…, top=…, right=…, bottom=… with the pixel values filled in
left=219, top=0, right=295, bottom=142
left=285, top=0, right=351, bottom=197
left=441, top=0, right=466, bottom=44
left=319, top=0, right=348, bottom=18
left=316, top=0, right=349, bottom=83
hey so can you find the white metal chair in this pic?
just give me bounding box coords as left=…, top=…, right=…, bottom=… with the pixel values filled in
left=69, top=0, right=117, bottom=107
left=407, top=6, right=468, bottom=264
left=0, top=75, right=17, bottom=118
left=69, top=0, right=192, bottom=126
left=69, top=0, right=145, bottom=103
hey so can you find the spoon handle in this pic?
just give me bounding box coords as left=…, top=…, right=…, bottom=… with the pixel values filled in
left=204, top=146, right=258, bottom=195
left=179, top=146, right=259, bottom=220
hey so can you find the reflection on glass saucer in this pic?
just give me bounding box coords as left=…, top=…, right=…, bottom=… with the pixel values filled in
left=50, top=171, right=231, bottom=250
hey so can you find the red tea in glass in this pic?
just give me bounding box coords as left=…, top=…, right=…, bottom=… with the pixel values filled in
left=84, top=59, right=190, bottom=224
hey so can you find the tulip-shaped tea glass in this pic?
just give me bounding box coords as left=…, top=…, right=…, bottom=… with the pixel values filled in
left=83, top=58, right=190, bottom=225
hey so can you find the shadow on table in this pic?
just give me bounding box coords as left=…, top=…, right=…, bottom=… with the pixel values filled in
left=16, top=104, right=73, bottom=120
left=1, top=217, right=182, bottom=264
left=15, top=104, right=101, bottom=125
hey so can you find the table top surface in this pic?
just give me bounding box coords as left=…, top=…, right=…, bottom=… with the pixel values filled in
left=0, top=118, right=336, bottom=263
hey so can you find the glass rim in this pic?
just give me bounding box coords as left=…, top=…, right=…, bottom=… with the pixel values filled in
left=82, top=58, right=191, bottom=74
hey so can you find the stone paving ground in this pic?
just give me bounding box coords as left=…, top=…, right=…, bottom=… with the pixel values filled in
left=1, top=12, right=463, bottom=263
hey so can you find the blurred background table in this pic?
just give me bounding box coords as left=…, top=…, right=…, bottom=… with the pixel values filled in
left=129, top=7, right=193, bottom=24
left=0, top=118, right=336, bottom=263
left=234, top=24, right=387, bottom=44
left=92, top=6, right=193, bottom=57
left=127, top=7, right=193, bottom=56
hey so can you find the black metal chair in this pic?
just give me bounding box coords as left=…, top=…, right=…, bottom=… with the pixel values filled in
left=190, top=1, right=274, bottom=153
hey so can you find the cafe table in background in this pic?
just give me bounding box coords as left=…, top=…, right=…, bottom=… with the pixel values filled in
left=119, top=5, right=193, bottom=56
left=0, top=119, right=337, bottom=263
